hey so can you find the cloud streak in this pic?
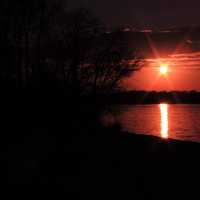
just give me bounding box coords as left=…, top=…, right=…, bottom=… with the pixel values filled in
left=146, top=51, right=200, bottom=69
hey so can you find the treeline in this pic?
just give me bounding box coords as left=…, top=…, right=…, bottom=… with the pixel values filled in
left=95, top=91, right=200, bottom=104
left=0, top=1, right=142, bottom=96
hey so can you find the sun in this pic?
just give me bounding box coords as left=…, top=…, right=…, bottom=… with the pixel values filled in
left=159, top=64, right=168, bottom=75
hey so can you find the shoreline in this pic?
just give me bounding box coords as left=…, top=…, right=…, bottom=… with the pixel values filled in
left=120, top=131, right=200, bottom=145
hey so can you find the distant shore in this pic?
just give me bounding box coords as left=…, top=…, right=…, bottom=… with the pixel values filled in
left=92, top=90, right=200, bottom=105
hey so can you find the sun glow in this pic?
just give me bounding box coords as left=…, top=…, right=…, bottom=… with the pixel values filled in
left=159, top=64, right=168, bottom=75
left=160, top=103, right=169, bottom=139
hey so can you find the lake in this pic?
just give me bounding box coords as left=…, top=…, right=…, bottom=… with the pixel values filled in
left=102, top=104, right=200, bottom=143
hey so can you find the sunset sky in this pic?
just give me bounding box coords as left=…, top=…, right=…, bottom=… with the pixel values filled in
left=68, top=0, right=200, bottom=91
left=68, top=0, right=200, bottom=28
left=124, top=51, right=200, bottom=91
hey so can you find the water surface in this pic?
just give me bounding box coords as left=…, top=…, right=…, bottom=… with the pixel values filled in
left=103, top=104, right=200, bottom=143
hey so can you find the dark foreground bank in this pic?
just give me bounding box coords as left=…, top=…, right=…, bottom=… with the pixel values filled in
left=2, top=130, right=200, bottom=199
left=1, top=95, right=200, bottom=199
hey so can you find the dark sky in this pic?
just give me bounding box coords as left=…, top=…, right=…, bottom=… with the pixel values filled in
left=67, top=0, right=200, bottom=28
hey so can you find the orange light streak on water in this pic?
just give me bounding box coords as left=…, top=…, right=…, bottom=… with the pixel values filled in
left=160, top=104, right=169, bottom=139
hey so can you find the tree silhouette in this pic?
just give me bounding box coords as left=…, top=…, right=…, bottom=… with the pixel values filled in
left=54, top=8, right=143, bottom=95
left=0, top=3, right=143, bottom=94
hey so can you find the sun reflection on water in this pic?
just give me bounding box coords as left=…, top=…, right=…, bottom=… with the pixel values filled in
left=160, top=103, right=169, bottom=139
